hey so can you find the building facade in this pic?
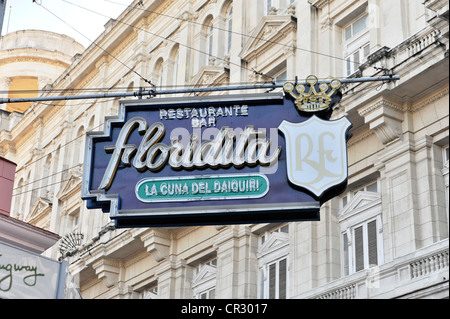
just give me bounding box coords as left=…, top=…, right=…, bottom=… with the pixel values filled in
left=0, top=0, right=448, bottom=299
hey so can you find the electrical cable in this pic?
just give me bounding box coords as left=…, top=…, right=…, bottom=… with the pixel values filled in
left=9, top=1, right=396, bottom=197
left=104, top=0, right=363, bottom=67
left=60, top=0, right=275, bottom=81
left=34, top=0, right=155, bottom=88
left=13, top=163, right=82, bottom=193
left=11, top=78, right=393, bottom=197
left=12, top=176, right=74, bottom=197
left=21, top=119, right=106, bottom=170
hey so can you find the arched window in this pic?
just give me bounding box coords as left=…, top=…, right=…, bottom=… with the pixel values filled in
left=27, top=171, right=37, bottom=218
left=13, top=178, right=24, bottom=218
left=154, top=58, right=164, bottom=89
left=42, top=154, right=52, bottom=197
left=225, top=6, right=233, bottom=55
left=74, top=126, right=85, bottom=165
left=88, top=115, right=95, bottom=131
left=168, top=45, right=179, bottom=87
left=127, top=81, right=134, bottom=92
left=207, top=24, right=214, bottom=63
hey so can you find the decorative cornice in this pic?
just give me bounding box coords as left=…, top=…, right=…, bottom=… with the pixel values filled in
left=0, top=56, right=69, bottom=69
left=358, top=98, right=404, bottom=117
left=358, top=97, right=404, bottom=145
left=410, top=86, right=449, bottom=113
left=92, top=257, right=121, bottom=288
left=309, top=0, right=333, bottom=10
left=347, top=130, right=375, bottom=147
left=141, top=230, right=172, bottom=262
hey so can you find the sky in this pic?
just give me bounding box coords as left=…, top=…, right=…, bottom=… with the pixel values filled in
left=1, top=0, right=134, bottom=48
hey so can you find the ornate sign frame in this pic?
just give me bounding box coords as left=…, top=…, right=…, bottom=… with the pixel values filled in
left=82, top=78, right=351, bottom=228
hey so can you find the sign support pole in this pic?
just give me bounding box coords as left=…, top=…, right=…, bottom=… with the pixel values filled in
left=0, top=75, right=399, bottom=105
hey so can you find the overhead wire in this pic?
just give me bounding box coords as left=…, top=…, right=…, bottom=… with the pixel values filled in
left=35, top=0, right=154, bottom=87
left=12, top=177, right=75, bottom=197
left=12, top=1, right=392, bottom=197
left=8, top=0, right=373, bottom=96
left=12, top=163, right=82, bottom=194
left=60, top=0, right=275, bottom=82
left=104, top=0, right=364, bottom=67
left=12, top=120, right=106, bottom=196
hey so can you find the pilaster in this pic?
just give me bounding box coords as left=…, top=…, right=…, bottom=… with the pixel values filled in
left=374, top=134, right=446, bottom=262
left=213, top=225, right=257, bottom=298
left=155, top=256, right=189, bottom=299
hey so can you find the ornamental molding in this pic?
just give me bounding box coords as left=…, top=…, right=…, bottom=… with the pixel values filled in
left=0, top=55, right=70, bottom=68
left=347, top=130, right=375, bottom=147
left=338, top=191, right=382, bottom=222
left=191, top=65, right=229, bottom=93
left=240, top=15, right=297, bottom=62
left=358, top=98, right=404, bottom=117
left=27, top=196, right=52, bottom=228
left=309, top=0, right=334, bottom=9
left=358, top=97, right=404, bottom=145
left=192, top=264, right=217, bottom=292
left=410, top=86, right=449, bottom=113
left=141, top=230, right=172, bottom=262
left=57, top=168, right=82, bottom=202
left=256, top=231, right=289, bottom=259
left=92, top=257, right=122, bottom=288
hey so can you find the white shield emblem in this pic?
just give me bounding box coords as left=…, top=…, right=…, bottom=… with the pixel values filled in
left=278, top=116, right=351, bottom=198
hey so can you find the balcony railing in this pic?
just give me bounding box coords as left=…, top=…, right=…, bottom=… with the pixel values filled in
left=294, top=239, right=449, bottom=299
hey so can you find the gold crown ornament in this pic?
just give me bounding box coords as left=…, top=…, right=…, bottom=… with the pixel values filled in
left=283, top=75, right=341, bottom=112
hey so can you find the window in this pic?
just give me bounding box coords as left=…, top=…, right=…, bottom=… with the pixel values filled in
left=265, top=62, right=287, bottom=91
left=168, top=45, right=179, bottom=87
left=263, top=257, right=288, bottom=299
left=343, top=218, right=380, bottom=274
left=260, top=224, right=289, bottom=245
left=343, top=13, right=370, bottom=76
left=257, top=224, right=289, bottom=299
left=345, top=43, right=370, bottom=76
left=344, top=14, right=368, bottom=41
left=207, top=24, right=214, bottom=64
left=42, top=155, right=52, bottom=197
left=199, top=287, right=215, bottom=299
left=192, top=258, right=217, bottom=299
left=138, top=282, right=158, bottom=299
left=341, top=180, right=379, bottom=209
left=153, top=58, right=164, bottom=95
left=74, top=126, right=85, bottom=165
left=70, top=208, right=80, bottom=231
left=266, top=0, right=272, bottom=15
left=339, top=180, right=383, bottom=275
left=442, top=145, right=449, bottom=229
left=265, top=0, right=295, bottom=15
left=225, top=6, right=233, bottom=55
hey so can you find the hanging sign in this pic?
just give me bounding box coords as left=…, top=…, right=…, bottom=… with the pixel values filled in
left=82, top=76, right=351, bottom=227
left=0, top=241, right=67, bottom=299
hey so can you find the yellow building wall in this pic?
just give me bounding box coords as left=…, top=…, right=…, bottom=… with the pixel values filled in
left=6, top=76, right=39, bottom=113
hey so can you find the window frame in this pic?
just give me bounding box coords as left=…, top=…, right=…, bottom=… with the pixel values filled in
left=342, top=13, right=370, bottom=76
left=343, top=216, right=382, bottom=275
left=192, top=258, right=217, bottom=299
left=442, top=145, right=449, bottom=230
left=257, top=224, right=290, bottom=299
left=339, top=181, right=383, bottom=276
left=225, top=6, right=233, bottom=55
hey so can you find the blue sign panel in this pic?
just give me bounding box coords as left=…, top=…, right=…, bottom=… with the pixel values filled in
left=82, top=85, right=351, bottom=228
